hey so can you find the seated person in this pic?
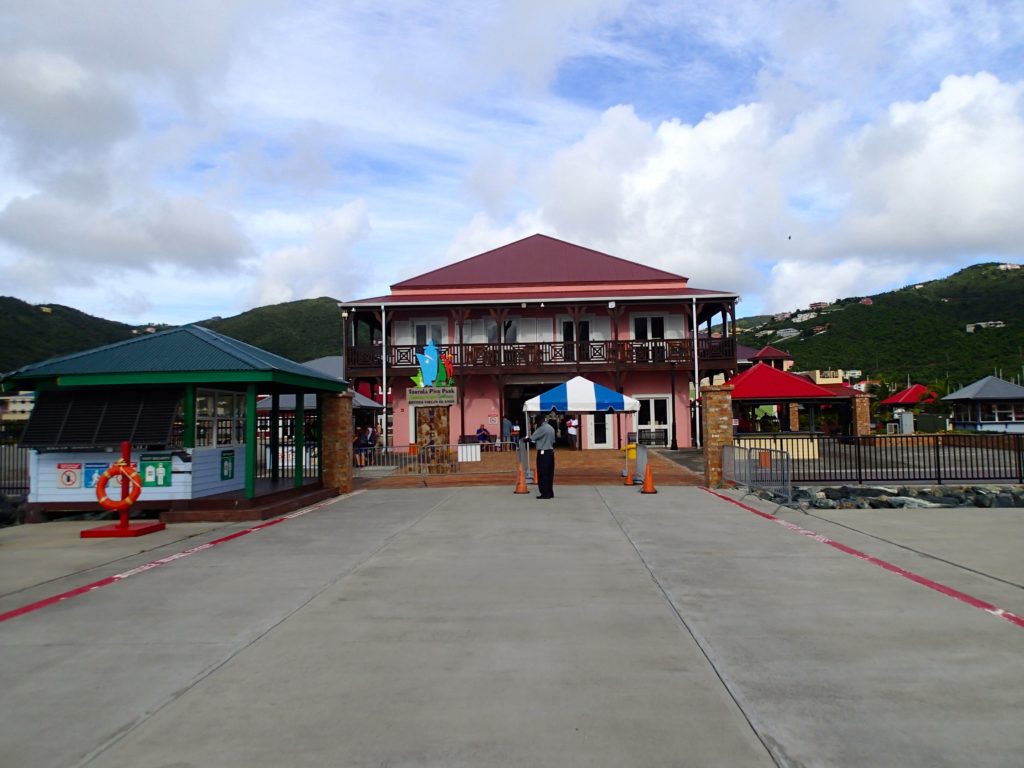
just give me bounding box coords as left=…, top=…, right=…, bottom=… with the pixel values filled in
left=476, top=424, right=492, bottom=444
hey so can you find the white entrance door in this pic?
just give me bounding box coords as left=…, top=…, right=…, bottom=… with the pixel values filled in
left=587, top=413, right=613, bottom=449
left=636, top=396, right=670, bottom=446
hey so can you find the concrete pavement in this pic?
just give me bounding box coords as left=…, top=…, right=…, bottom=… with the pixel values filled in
left=1, top=486, right=1023, bottom=767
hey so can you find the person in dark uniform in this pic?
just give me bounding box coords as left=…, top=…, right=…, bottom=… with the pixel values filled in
left=530, top=415, right=557, bottom=499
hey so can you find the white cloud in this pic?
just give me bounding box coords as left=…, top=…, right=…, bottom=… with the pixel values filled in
left=838, top=73, right=1024, bottom=257
left=764, top=258, right=912, bottom=313
left=452, top=69, right=1024, bottom=310
left=251, top=200, right=371, bottom=306
left=0, top=193, right=252, bottom=278
left=1, top=0, right=1023, bottom=325
left=0, top=49, right=137, bottom=175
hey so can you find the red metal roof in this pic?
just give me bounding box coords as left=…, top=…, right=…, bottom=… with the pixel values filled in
left=725, top=363, right=841, bottom=400
left=880, top=384, right=937, bottom=405
left=391, top=234, right=687, bottom=290
left=751, top=345, right=793, bottom=360
left=816, top=382, right=862, bottom=398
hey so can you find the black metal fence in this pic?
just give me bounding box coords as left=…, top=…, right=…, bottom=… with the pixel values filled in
left=735, top=433, right=1024, bottom=485
left=0, top=424, right=30, bottom=495
left=255, top=412, right=320, bottom=480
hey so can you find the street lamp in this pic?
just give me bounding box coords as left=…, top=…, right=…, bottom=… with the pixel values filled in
left=337, top=303, right=349, bottom=382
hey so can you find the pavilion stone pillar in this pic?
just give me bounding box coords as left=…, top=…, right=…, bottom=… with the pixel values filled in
left=788, top=404, right=801, bottom=432
left=701, top=384, right=734, bottom=487
left=322, top=392, right=354, bottom=494
left=852, top=393, right=872, bottom=437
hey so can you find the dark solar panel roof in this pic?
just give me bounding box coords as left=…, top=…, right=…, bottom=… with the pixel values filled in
left=20, top=389, right=179, bottom=450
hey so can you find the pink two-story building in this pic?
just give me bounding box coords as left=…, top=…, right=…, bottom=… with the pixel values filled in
left=343, top=234, right=738, bottom=449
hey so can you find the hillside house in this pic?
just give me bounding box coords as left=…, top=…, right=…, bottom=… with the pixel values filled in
left=750, top=345, right=794, bottom=371
left=343, top=234, right=738, bottom=449
left=965, top=321, right=1005, bottom=333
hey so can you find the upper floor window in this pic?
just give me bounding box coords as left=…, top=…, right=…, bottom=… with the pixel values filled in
left=415, top=321, right=445, bottom=348
left=634, top=316, right=665, bottom=340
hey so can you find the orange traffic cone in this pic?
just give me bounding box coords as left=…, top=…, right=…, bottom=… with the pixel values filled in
left=623, top=460, right=634, bottom=485
left=640, top=462, right=657, bottom=494
left=514, top=464, right=529, bottom=494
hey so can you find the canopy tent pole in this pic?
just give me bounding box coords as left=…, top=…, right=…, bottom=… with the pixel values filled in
left=381, top=303, right=388, bottom=450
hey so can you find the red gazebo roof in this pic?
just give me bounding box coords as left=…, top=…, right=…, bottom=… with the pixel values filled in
left=751, top=345, right=793, bottom=360
left=880, top=384, right=937, bottom=405
left=725, top=363, right=841, bottom=401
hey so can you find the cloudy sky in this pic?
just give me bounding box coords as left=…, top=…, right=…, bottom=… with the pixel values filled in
left=1, top=1, right=1022, bottom=325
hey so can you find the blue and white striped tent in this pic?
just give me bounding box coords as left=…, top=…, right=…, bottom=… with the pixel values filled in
left=524, top=376, right=640, bottom=414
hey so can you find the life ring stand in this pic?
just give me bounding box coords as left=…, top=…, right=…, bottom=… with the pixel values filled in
left=95, top=460, right=143, bottom=513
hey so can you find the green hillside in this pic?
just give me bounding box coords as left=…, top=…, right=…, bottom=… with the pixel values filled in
left=4, top=264, right=1021, bottom=388
left=197, top=297, right=344, bottom=362
left=737, top=263, right=1024, bottom=389
left=0, top=297, right=135, bottom=374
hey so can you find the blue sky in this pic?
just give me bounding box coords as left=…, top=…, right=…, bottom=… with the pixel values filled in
left=1, top=1, right=1022, bottom=325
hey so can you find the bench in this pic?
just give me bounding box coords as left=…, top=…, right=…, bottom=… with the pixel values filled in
left=637, top=428, right=668, bottom=447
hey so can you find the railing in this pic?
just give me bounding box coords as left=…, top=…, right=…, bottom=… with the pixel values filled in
left=355, top=442, right=520, bottom=477
left=723, top=444, right=793, bottom=502
left=735, top=433, right=1024, bottom=485
left=347, top=338, right=735, bottom=371
left=254, top=413, right=320, bottom=480
left=1, top=424, right=30, bottom=495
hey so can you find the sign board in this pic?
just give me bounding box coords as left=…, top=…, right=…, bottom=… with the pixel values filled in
left=140, top=454, right=173, bottom=487
left=407, top=386, right=458, bottom=407
left=220, top=449, right=235, bottom=481
left=84, top=463, right=109, bottom=488
left=56, top=462, right=83, bottom=489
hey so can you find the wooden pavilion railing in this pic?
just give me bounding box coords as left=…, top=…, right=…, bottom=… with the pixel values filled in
left=346, top=338, right=735, bottom=371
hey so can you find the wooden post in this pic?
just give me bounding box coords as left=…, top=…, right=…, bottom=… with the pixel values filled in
left=245, top=384, right=257, bottom=499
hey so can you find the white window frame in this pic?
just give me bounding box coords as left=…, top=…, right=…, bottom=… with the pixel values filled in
left=195, top=388, right=246, bottom=448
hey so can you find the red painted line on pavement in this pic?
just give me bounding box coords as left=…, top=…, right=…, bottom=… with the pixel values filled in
left=702, top=487, right=1024, bottom=630
left=0, top=491, right=362, bottom=625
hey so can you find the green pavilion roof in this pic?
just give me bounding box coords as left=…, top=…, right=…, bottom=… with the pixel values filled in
left=1, top=326, right=348, bottom=392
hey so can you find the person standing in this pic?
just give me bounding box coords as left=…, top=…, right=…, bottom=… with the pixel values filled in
left=566, top=415, right=578, bottom=450
left=502, top=415, right=512, bottom=445
left=530, top=416, right=557, bottom=499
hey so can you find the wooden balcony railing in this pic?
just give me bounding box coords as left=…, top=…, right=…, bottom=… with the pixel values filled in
left=346, top=338, right=735, bottom=372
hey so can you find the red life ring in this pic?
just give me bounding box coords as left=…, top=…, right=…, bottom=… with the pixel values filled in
left=95, top=462, right=143, bottom=512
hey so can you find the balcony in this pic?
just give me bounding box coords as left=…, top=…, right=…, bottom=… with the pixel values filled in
left=346, top=338, right=735, bottom=373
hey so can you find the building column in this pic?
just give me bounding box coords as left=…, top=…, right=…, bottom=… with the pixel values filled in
left=294, top=389, right=305, bottom=487
left=322, top=392, right=354, bottom=494
left=788, top=404, right=801, bottom=432
left=701, top=384, right=735, bottom=487
left=852, top=394, right=871, bottom=436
